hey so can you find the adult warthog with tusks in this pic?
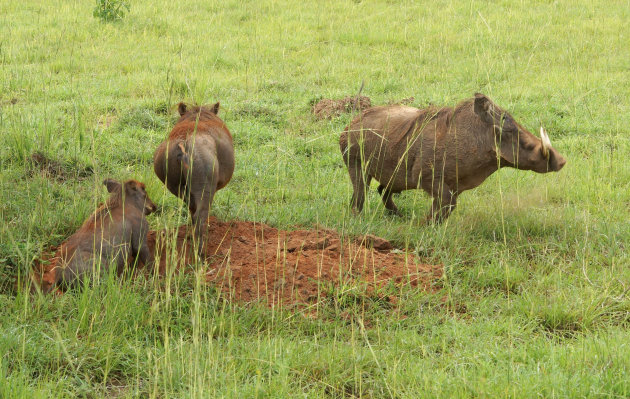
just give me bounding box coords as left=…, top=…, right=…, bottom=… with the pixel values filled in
left=153, top=102, right=235, bottom=255
left=339, top=93, right=566, bottom=222
left=35, top=179, right=157, bottom=294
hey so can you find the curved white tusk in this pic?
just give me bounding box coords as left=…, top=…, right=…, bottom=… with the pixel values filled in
left=540, top=127, right=551, bottom=157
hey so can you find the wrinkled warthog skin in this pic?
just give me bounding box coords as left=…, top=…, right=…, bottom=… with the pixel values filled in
left=339, top=93, right=566, bottom=222
left=153, top=102, right=234, bottom=255
left=36, top=179, right=157, bottom=294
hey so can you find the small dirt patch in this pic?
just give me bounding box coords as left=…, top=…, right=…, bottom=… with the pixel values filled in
left=28, top=152, right=93, bottom=181
left=0, top=97, right=18, bottom=106
left=312, top=96, right=372, bottom=119
left=147, top=218, right=442, bottom=307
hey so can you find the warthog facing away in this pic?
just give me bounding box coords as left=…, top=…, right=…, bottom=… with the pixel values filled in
left=36, top=179, right=157, bottom=294
left=153, top=102, right=235, bottom=254
left=339, top=93, right=566, bottom=222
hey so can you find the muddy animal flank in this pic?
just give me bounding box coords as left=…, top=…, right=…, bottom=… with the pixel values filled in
left=153, top=102, right=235, bottom=255
left=35, top=179, right=157, bottom=294
left=339, top=93, right=566, bottom=222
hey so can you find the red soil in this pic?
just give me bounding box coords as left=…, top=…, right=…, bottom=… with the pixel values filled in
left=146, top=218, right=442, bottom=307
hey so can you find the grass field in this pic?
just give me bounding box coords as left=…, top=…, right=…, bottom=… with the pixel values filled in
left=1, top=0, right=630, bottom=397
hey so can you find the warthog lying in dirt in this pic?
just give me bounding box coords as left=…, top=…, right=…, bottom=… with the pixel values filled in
left=153, top=102, right=234, bottom=254
left=36, top=179, right=157, bottom=294
left=339, top=93, right=567, bottom=222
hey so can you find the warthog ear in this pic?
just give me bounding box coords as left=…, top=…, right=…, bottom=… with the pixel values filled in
left=103, top=178, right=121, bottom=193
left=210, top=102, right=220, bottom=115
left=178, top=102, right=187, bottom=116
left=127, top=181, right=140, bottom=192
left=474, top=93, right=501, bottom=126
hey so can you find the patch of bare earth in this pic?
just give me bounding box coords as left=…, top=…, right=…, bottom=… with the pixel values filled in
left=312, top=96, right=372, bottom=119
left=147, top=218, right=442, bottom=308
left=28, top=152, right=93, bottom=181
left=0, top=97, right=18, bottom=106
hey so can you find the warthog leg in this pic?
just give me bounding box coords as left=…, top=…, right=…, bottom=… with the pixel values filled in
left=348, top=163, right=371, bottom=214
left=377, top=184, right=401, bottom=216
left=133, top=232, right=154, bottom=271
left=189, top=184, right=216, bottom=258
left=427, top=180, right=457, bottom=223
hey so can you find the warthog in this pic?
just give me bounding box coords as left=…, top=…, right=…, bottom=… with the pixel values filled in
left=339, top=93, right=566, bottom=222
left=153, top=102, right=234, bottom=254
left=36, top=179, right=157, bottom=294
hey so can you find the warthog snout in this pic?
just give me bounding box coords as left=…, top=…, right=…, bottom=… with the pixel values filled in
left=539, top=127, right=566, bottom=172
left=144, top=200, right=157, bottom=215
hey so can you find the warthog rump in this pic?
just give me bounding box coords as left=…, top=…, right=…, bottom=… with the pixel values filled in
left=35, top=179, right=157, bottom=294
left=339, top=93, right=566, bottom=222
left=153, top=102, right=234, bottom=255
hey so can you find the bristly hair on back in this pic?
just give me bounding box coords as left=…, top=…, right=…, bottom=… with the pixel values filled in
left=362, top=105, right=454, bottom=146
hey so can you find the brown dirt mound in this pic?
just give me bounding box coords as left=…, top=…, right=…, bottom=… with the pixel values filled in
left=147, top=218, right=442, bottom=307
left=312, top=96, right=372, bottom=119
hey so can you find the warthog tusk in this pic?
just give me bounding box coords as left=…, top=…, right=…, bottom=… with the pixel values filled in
left=540, top=127, right=551, bottom=158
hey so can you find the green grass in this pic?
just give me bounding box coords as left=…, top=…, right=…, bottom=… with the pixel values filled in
left=1, top=0, right=630, bottom=397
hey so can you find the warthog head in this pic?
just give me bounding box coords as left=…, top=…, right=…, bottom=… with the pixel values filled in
left=104, top=179, right=157, bottom=215
left=474, top=93, right=566, bottom=173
